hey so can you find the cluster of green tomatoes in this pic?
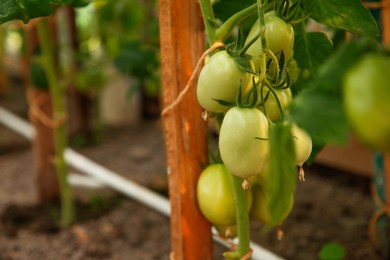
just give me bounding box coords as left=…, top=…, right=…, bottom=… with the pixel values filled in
left=195, top=11, right=313, bottom=238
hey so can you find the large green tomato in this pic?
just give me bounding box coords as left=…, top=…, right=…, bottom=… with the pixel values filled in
left=343, top=54, right=390, bottom=152
left=245, top=11, right=294, bottom=71
left=250, top=184, right=294, bottom=227
left=196, top=50, right=252, bottom=113
left=259, top=87, right=292, bottom=122
left=219, top=107, right=269, bottom=179
left=197, top=164, right=253, bottom=226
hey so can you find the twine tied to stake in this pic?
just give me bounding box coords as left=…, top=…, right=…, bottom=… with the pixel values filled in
left=29, top=93, right=67, bottom=129
left=161, top=41, right=226, bottom=116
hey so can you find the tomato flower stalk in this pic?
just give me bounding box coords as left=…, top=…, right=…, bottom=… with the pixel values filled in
left=37, top=18, right=75, bottom=228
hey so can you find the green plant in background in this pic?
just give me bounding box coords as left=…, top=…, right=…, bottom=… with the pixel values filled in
left=0, top=0, right=98, bottom=228
left=95, top=0, right=161, bottom=112
left=319, top=242, right=346, bottom=260
left=36, top=17, right=75, bottom=228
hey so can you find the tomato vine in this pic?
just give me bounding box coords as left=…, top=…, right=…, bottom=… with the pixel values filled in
left=195, top=0, right=381, bottom=259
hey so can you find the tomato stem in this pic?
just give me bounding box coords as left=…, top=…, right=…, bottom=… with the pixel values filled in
left=238, top=31, right=260, bottom=57
left=265, top=85, right=285, bottom=120
left=37, top=18, right=75, bottom=228
left=266, top=49, right=281, bottom=83
left=198, top=0, right=217, bottom=45
left=231, top=174, right=252, bottom=259
left=257, top=0, right=268, bottom=52
left=215, top=3, right=273, bottom=43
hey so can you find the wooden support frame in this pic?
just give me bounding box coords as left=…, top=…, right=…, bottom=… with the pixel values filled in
left=158, top=0, right=213, bottom=259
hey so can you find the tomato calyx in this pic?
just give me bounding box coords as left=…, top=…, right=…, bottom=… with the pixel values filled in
left=274, top=0, right=300, bottom=22
left=226, top=42, right=257, bottom=76
left=225, top=25, right=259, bottom=76
left=236, top=79, right=258, bottom=109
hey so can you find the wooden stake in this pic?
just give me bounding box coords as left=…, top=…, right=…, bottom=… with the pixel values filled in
left=382, top=0, right=390, bottom=47
left=25, top=17, right=60, bottom=203
left=381, top=0, right=390, bottom=255
left=158, top=0, right=213, bottom=259
left=27, top=87, right=60, bottom=202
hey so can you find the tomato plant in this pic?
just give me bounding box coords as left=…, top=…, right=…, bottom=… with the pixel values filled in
left=194, top=0, right=380, bottom=258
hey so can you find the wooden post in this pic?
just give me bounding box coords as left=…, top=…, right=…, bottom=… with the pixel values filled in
left=382, top=0, right=390, bottom=252
left=0, top=25, right=6, bottom=96
left=25, top=18, right=60, bottom=203
left=158, top=0, right=213, bottom=259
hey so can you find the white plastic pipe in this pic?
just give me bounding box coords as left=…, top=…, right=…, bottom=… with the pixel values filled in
left=68, top=173, right=106, bottom=188
left=64, top=148, right=171, bottom=216
left=0, top=106, right=284, bottom=260
left=0, top=106, right=35, bottom=139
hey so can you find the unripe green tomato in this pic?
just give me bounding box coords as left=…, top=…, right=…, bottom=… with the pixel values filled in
left=343, top=54, right=390, bottom=152
left=219, top=107, right=269, bottom=178
left=196, top=50, right=252, bottom=113
left=287, top=58, right=301, bottom=84
left=197, top=164, right=253, bottom=226
left=260, top=87, right=292, bottom=122
left=250, top=184, right=294, bottom=227
left=254, top=163, right=270, bottom=187
left=291, top=124, right=312, bottom=166
left=245, top=11, right=294, bottom=71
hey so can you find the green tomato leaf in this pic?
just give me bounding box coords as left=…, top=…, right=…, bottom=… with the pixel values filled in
left=226, top=42, right=256, bottom=75
left=61, top=0, right=91, bottom=8
left=0, top=0, right=52, bottom=24
left=213, top=0, right=255, bottom=22
left=267, top=123, right=297, bottom=225
left=289, top=38, right=379, bottom=147
left=29, top=59, right=49, bottom=90
left=293, top=30, right=333, bottom=92
left=290, top=89, right=348, bottom=146
left=301, top=0, right=378, bottom=36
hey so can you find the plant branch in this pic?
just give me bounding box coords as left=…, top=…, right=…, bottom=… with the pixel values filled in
left=223, top=175, right=252, bottom=259
left=198, top=0, right=217, bottom=45
left=37, top=17, right=74, bottom=228
left=216, top=3, right=268, bottom=43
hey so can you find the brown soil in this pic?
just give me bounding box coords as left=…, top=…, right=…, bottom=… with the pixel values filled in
left=0, top=87, right=383, bottom=260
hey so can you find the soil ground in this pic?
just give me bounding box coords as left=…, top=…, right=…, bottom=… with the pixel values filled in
left=0, top=85, right=384, bottom=260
